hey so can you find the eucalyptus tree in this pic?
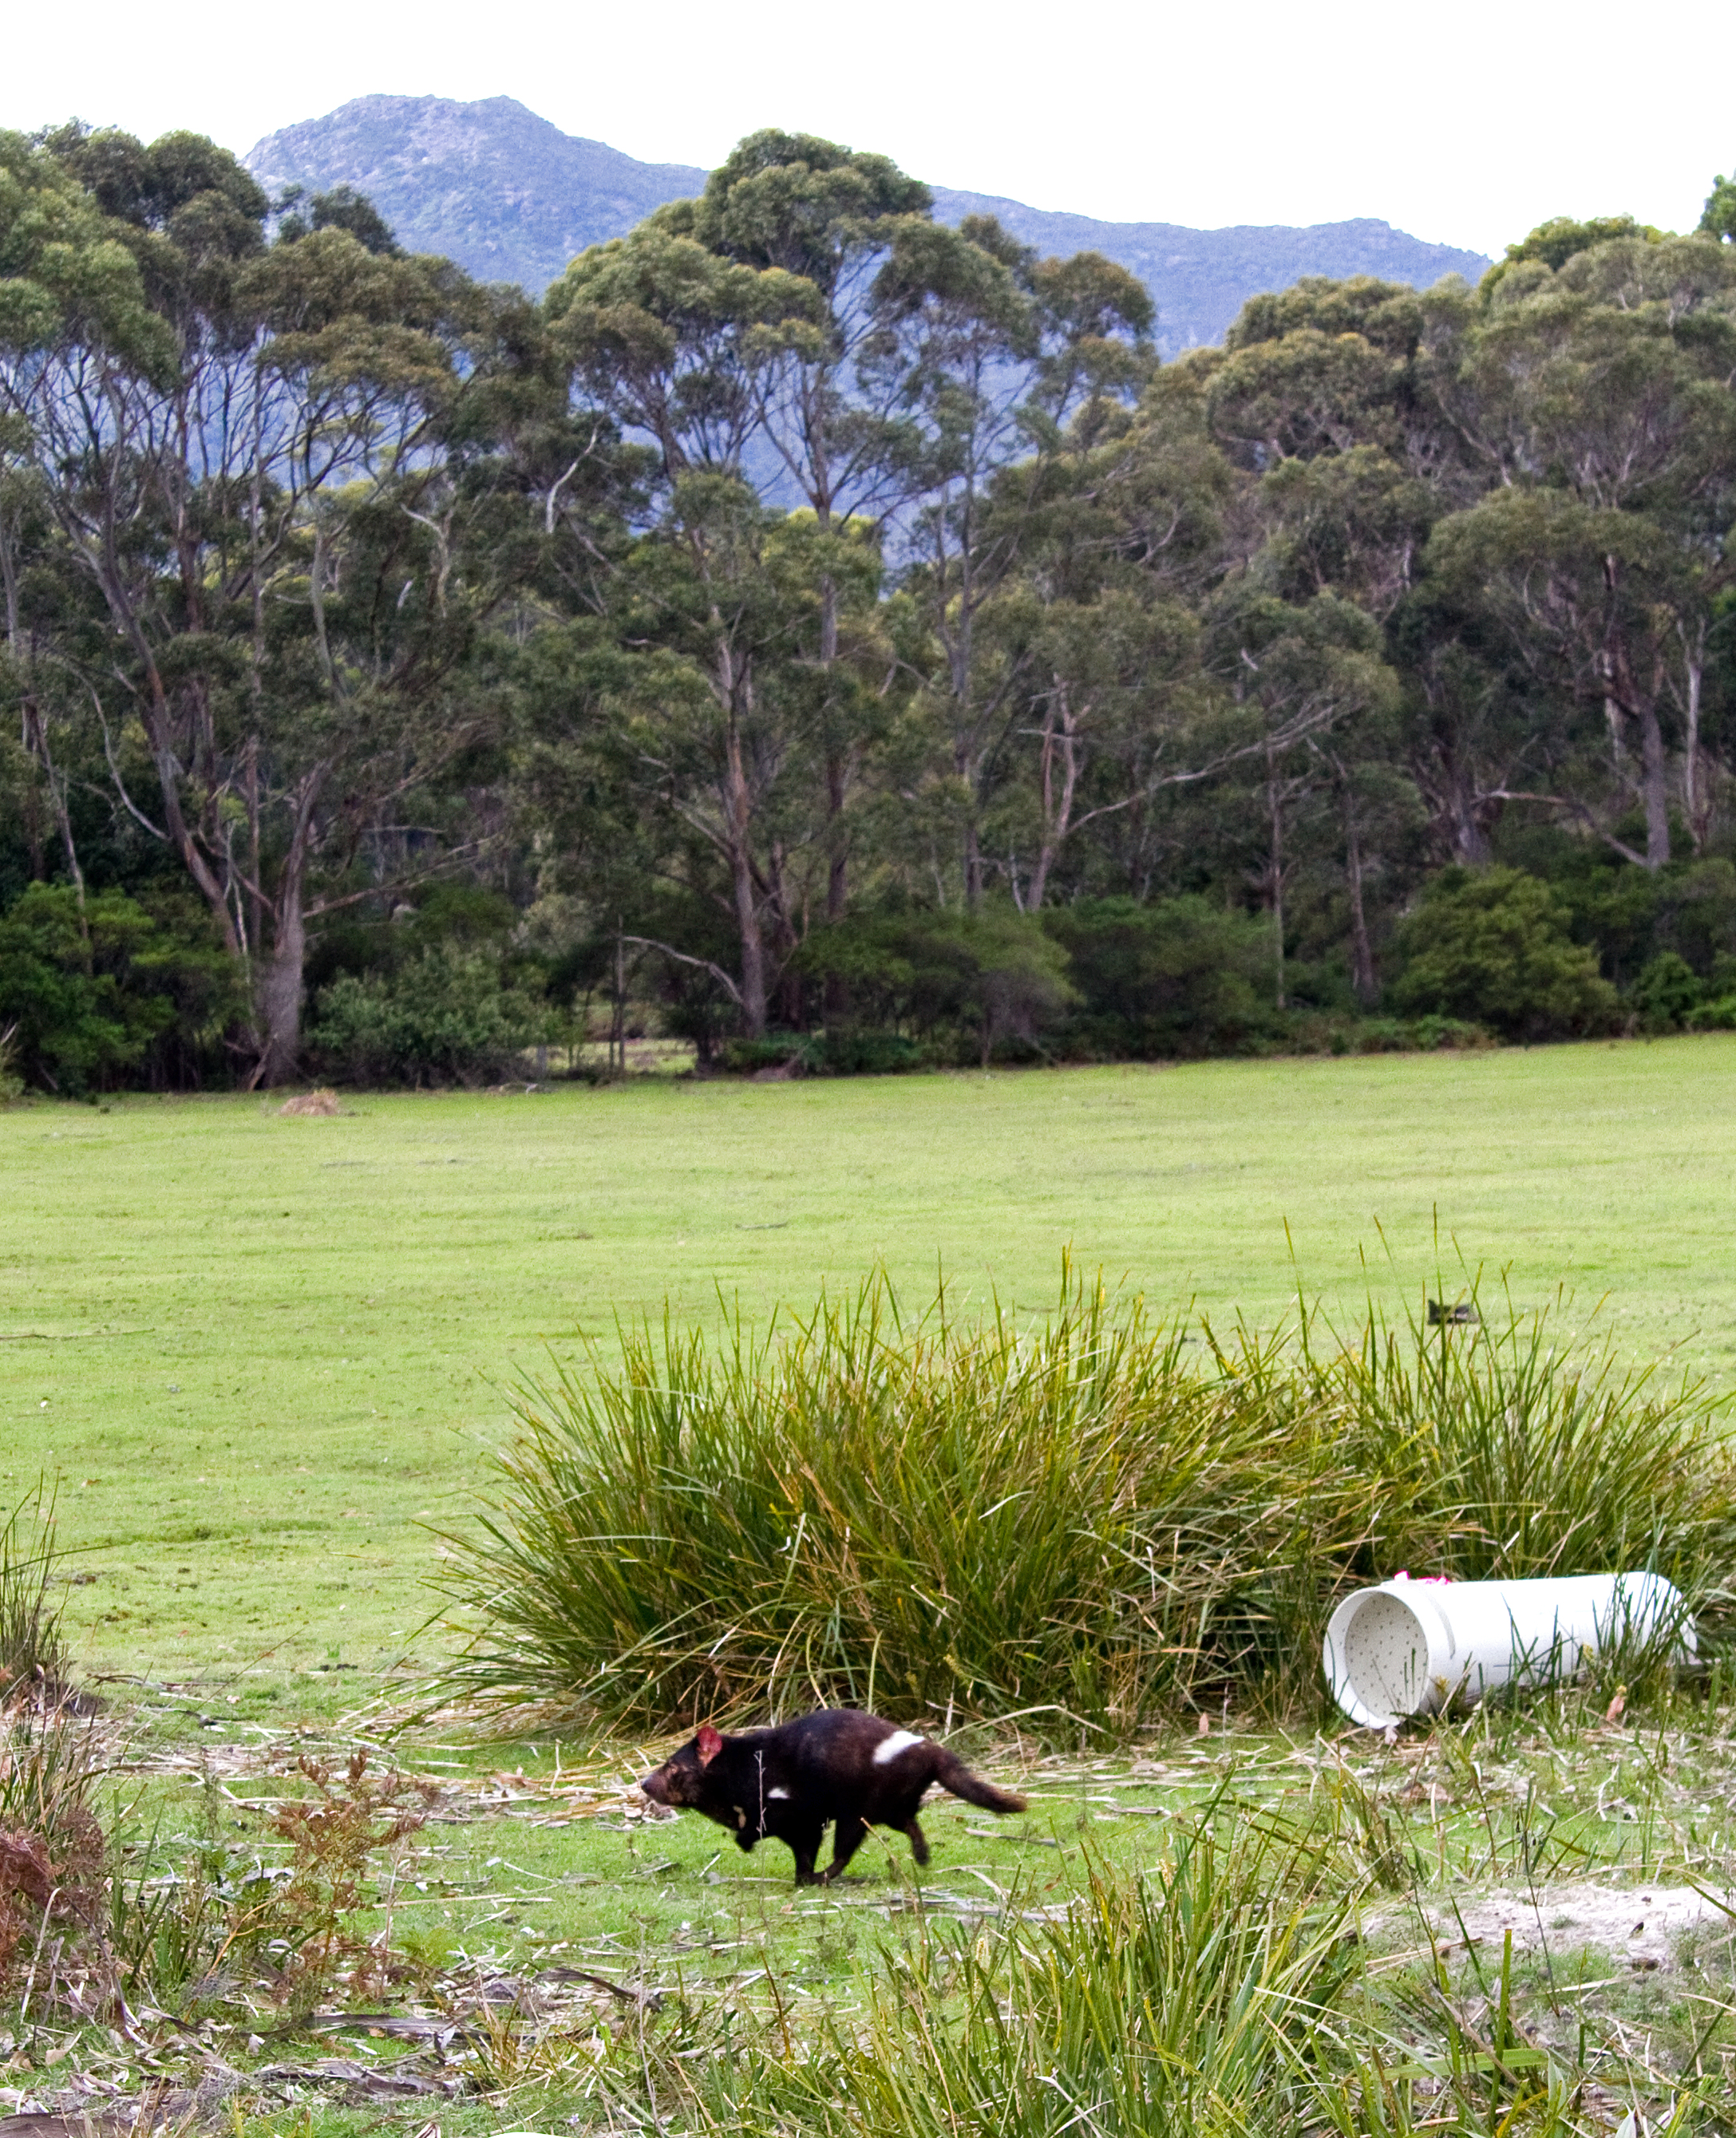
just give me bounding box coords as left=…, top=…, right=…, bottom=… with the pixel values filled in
left=1703, top=170, right=1736, bottom=245
left=1205, top=590, right=1399, bottom=1006
left=969, top=364, right=1236, bottom=907
left=0, top=453, right=89, bottom=895
left=682, top=131, right=930, bottom=923
left=517, top=477, right=882, bottom=1037
left=868, top=219, right=1156, bottom=903
left=1427, top=231, right=1736, bottom=867
left=0, top=126, right=546, bottom=1078
left=545, top=213, right=858, bottom=1031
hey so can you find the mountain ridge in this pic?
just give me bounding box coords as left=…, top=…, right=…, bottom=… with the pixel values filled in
left=245, top=95, right=1493, bottom=354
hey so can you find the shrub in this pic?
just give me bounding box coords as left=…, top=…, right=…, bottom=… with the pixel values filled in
left=1390, top=867, right=1619, bottom=1041
left=437, top=1269, right=1735, bottom=1737
left=1315, top=1297, right=1736, bottom=1589
left=807, top=1029, right=925, bottom=1075
left=1044, top=895, right=1274, bottom=1057
left=0, top=883, right=242, bottom=1094
left=1351, top=1015, right=1489, bottom=1053
left=797, top=909, right=1077, bottom=1065
left=101, top=1749, right=436, bottom=2017
left=309, top=946, right=552, bottom=1087
left=264, top=1752, right=436, bottom=2007
left=1631, top=949, right=1702, bottom=1030
left=718, top=1031, right=927, bottom=1077
left=719, top=1035, right=809, bottom=1076
left=0, top=1705, right=105, bottom=1990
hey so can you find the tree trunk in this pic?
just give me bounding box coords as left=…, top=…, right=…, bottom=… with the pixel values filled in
left=254, top=898, right=306, bottom=1089
left=722, top=729, right=768, bottom=1038
left=20, top=762, right=46, bottom=881
left=1343, top=782, right=1377, bottom=1006
left=1267, top=746, right=1286, bottom=1011
left=823, top=747, right=852, bottom=1022
left=611, top=924, right=625, bottom=1075
left=820, top=578, right=850, bottom=1019
left=1453, top=786, right=1493, bottom=867
left=1639, top=695, right=1671, bottom=871
left=244, top=736, right=263, bottom=961
left=16, top=702, right=49, bottom=887
left=960, top=699, right=987, bottom=907
left=962, top=820, right=985, bottom=909
left=732, top=835, right=769, bottom=1038
left=820, top=577, right=849, bottom=927
left=247, top=768, right=328, bottom=1088
left=765, top=841, right=804, bottom=1028
left=710, top=635, right=771, bottom=1038
left=2, top=528, right=45, bottom=881
left=1682, top=626, right=1708, bottom=854
left=1026, top=685, right=1080, bottom=913
left=825, top=750, right=848, bottom=922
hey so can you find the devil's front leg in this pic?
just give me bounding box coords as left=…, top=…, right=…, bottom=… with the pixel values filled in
left=821, top=1815, right=870, bottom=1883
left=783, top=1819, right=825, bottom=1884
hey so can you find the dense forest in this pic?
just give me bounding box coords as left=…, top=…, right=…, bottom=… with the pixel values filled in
left=4, top=122, right=1736, bottom=1092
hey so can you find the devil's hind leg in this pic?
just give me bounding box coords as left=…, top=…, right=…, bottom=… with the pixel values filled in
left=900, top=1814, right=930, bottom=1866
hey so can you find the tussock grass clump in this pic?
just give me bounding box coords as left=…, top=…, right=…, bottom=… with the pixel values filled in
left=438, top=1264, right=1736, bottom=1736
left=0, top=1482, right=70, bottom=1704
left=1314, top=1303, right=1736, bottom=1586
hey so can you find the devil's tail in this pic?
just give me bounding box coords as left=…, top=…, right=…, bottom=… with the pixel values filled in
left=932, top=1747, right=1026, bottom=1814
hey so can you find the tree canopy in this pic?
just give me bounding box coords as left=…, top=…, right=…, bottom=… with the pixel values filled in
left=7, top=128, right=1736, bottom=1085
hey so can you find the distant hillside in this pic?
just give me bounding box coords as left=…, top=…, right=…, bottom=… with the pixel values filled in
left=927, top=192, right=1491, bottom=352
left=246, top=97, right=1491, bottom=354
left=246, top=96, right=708, bottom=291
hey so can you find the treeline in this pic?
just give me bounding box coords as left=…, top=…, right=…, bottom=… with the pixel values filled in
left=4, top=124, right=1736, bottom=1090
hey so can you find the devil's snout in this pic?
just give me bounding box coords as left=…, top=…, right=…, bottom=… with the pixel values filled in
left=639, top=1769, right=669, bottom=1803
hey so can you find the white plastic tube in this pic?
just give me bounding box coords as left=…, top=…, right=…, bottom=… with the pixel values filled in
left=1323, top=1571, right=1694, bottom=1729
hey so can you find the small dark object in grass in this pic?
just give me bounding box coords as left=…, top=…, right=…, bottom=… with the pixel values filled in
left=1427, top=1300, right=1480, bottom=1326
left=639, top=1707, right=1027, bottom=1885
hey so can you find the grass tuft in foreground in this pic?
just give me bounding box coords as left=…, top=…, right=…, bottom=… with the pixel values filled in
left=0, top=1479, right=70, bottom=1703
left=435, top=1263, right=1736, bottom=1737
left=682, top=1811, right=1360, bottom=2138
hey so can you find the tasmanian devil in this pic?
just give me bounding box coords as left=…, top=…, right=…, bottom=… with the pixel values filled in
left=638, top=1707, right=1027, bottom=1884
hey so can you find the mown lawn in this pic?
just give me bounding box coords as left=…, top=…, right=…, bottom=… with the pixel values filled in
left=2, top=1035, right=1734, bottom=1689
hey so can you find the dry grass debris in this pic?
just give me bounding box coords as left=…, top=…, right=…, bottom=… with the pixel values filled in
left=275, top=1090, right=342, bottom=1117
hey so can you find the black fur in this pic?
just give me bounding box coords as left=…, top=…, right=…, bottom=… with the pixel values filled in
left=639, top=1708, right=1027, bottom=1884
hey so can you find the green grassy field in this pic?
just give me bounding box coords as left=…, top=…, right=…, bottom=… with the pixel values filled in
left=7, top=1039, right=1736, bottom=2136
left=4, top=1036, right=1734, bottom=1691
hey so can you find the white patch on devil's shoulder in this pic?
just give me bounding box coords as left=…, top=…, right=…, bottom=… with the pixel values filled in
left=767, top=1787, right=790, bottom=1800
left=872, top=1729, right=924, bottom=1765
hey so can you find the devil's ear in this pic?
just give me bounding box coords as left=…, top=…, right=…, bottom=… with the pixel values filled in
left=695, top=1724, right=723, bottom=1765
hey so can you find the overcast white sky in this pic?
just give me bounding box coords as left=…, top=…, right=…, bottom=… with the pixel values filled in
left=2, top=0, right=1726, bottom=261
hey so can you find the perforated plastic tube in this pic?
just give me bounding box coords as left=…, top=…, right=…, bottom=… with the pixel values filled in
left=1323, top=1571, right=1694, bottom=1729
